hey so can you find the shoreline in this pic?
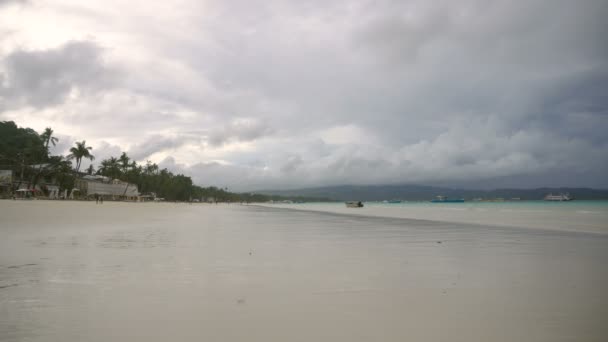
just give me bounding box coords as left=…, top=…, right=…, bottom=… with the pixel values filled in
left=2, top=199, right=606, bottom=235
left=2, top=198, right=607, bottom=341
left=253, top=202, right=608, bottom=235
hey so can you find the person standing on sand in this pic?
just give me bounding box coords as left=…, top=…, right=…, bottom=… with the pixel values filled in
left=95, top=194, right=99, bottom=204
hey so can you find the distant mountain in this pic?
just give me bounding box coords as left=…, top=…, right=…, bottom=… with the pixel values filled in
left=256, top=184, right=608, bottom=201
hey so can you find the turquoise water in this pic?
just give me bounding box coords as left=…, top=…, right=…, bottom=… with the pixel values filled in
left=277, top=200, right=608, bottom=234
left=298, top=200, right=608, bottom=210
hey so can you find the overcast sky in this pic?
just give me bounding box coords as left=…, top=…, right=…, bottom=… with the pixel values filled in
left=1, top=0, right=607, bottom=190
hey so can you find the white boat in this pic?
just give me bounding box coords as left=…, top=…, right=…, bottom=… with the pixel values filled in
left=345, top=201, right=364, bottom=208
left=544, top=193, right=573, bottom=201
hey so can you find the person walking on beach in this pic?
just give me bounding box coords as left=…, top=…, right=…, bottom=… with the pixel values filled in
left=95, top=194, right=99, bottom=204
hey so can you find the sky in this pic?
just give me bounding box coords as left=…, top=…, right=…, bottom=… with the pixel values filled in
left=1, top=0, right=607, bottom=191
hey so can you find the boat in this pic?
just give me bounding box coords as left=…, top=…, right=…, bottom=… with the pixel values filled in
left=544, top=193, right=573, bottom=201
left=345, top=201, right=364, bottom=208
left=430, top=195, right=465, bottom=203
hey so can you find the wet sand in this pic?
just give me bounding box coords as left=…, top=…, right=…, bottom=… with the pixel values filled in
left=258, top=202, right=608, bottom=234
left=1, top=200, right=607, bottom=341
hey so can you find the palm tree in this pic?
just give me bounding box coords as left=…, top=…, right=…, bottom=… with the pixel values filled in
left=68, top=140, right=94, bottom=173
left=49, top=156, right=75, bottom=194
left=119, top=152, right=130, bottom=175
left=98, top=157, right=120, bottom=179
left=40, top=127, right=58, bottom=156
left=33, top=127, right=59, bottom=188
left=144, top=161, right=159, bottom=175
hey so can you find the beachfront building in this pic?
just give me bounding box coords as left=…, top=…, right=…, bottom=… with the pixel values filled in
left=29, top=164, right=61, bottom=198
left=75, top=175, right=139, bottom=201
left=1, top=166, right=63, bottom=199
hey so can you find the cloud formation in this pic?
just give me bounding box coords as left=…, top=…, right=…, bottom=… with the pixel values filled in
left=1, top=0, right=607, bottom=190
left=208, top=119, right=275, bottom=147
left=1, top=40, right=117, bottom=108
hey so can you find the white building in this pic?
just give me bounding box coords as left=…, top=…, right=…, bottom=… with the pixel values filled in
left=75, top=175, right=139, bottom=201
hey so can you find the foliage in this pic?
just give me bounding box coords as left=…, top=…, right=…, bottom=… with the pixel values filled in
left=67, top=140, right=95, bottom=172
left=40, top=127, right=58, bottom=154
left=93, top=153, right=327, bottom=202
left=0, top=120, right=324, bottom=202
left=0, top=121, right=46, bottom=172
left=45, top=156, right=75, bottom=192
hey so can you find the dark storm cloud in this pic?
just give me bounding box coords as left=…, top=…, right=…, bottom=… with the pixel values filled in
left=194, top=0, right=608, bottom=149
left=1, top=0, right=607, bottom=190
left=528, top=69, right=608, bottom=144
left=0, top=40, right=117, bottom=108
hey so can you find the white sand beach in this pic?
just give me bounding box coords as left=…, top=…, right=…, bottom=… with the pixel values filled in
left=1, top=200, right=607, bottom=341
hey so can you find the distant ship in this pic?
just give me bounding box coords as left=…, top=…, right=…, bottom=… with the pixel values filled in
left=430, top=196, right=465, bottom=203
left=544, top=193, right=573, bottom=201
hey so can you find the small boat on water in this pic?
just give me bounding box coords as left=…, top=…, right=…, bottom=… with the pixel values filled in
left=345, top=201, right=364, bottom=208
left=430, top=196, right=465, bottom=203
left=544, top=193, right=573, bottom=201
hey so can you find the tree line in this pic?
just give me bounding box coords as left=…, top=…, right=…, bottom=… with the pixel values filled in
left=0, top=121, right=327, bottom=202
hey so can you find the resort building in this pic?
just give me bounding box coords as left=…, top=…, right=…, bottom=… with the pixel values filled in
left=1, top=167, right=62, bottom=199
left=75, top=175, right=139, bottom=201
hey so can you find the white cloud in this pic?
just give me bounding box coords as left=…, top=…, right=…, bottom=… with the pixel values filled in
left=1, top=0, right=607, bottom=190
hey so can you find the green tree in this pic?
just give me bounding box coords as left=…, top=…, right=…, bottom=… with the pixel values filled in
left=144, top=160, right=159, bottom=175
left=0, top=121, right=45, bottom=190
left=98, top=157, right=121, bottom=179
left=48, top=156, right=75, bottom=193
left=119, top=152, right=130, bottom=174
left=33, top=127, right=60, bottom=187
left=67, top=140, right=94, bottom=173
left=40, top=127, right=58, bottom=157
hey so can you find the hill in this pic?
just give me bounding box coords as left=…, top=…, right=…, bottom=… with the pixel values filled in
left=257, top=184, right=608, bottom=201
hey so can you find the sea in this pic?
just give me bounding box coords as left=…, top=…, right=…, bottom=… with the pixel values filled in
left=1, top=200, right=607, bottom=341
left=263, top=200, right=608, bottom=234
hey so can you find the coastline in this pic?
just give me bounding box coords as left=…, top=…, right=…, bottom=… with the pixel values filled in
left=3, top=198, right=606, bottom=235
left=253, top=202, right=608, bottom=235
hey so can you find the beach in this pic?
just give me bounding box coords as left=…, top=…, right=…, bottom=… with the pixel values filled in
left=1, top=200, right=607, bottom=341
left=259, top=201, right=608, bottom=234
